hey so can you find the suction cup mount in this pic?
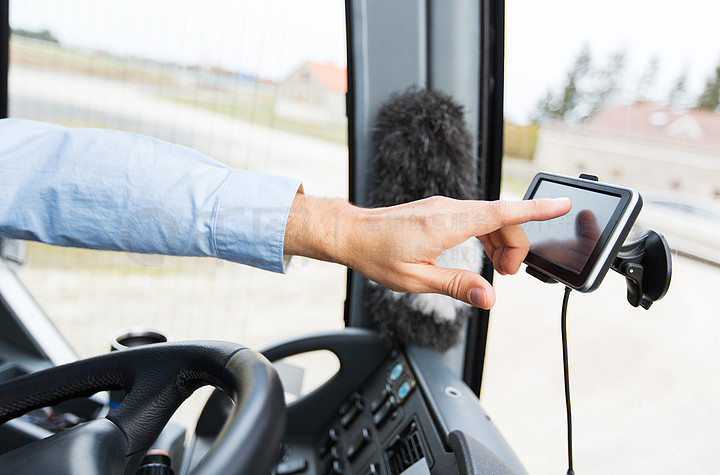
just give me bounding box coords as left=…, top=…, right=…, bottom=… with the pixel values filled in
left=610, top=230, right=672, bottom=309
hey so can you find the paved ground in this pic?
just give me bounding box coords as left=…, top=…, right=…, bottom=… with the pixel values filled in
left=483, top=251, right=719, bottom=474
left=9, top=63, right=720, bottom=474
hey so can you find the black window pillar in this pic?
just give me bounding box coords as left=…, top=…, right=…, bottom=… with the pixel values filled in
left=1, top=0, right=8, bottom=119
left=344, top=0, right=504, bottom=395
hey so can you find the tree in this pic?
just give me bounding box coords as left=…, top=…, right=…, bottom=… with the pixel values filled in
left=538, top=44, right=592, bottom=124
left=636, top=56, right=661, bottom=103
left=11, top=28, right=60, bottom=44
left=668, top=71, right=689, bottom=110
left=696, top=63, right=720, bottom=111
left=531, top=90, right=556, bottom=124
left=533, top=45, right=625, bottom=125
left=584, top=49, right=626, bottom=119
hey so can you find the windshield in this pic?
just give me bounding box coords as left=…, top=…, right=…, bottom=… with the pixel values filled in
left=7, top=1, right=719, bottom=473
left=487, top=1, right=720, bottom=473
left=8, top=0, right=348, bottom=358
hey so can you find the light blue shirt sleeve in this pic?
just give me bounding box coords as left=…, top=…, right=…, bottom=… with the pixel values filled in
left=0, top=118, right=301, bottom=273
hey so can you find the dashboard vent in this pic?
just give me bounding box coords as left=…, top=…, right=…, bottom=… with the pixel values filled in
left=386, top=419, right=431, bottom=474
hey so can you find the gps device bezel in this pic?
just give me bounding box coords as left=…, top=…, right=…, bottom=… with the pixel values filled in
left=522, top=172, right=642, bottom=292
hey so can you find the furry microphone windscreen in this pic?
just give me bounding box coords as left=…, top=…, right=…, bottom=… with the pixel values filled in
left=367, top=87, right=485, bottom=351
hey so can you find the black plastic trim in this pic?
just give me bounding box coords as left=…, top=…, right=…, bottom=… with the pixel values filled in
left=463, top=0, right=505, bottom=397
left=343, top=0, right=357, bottom=328
left=1, top=0, right=8, bottom=119
left=261, top=329, right=390, bottom=437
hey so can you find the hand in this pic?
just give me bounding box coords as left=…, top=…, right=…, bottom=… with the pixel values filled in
left=284, top=194, right=571, bottom=309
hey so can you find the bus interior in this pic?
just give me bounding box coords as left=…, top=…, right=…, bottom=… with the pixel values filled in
left=1, top=1, right=718, bottom=474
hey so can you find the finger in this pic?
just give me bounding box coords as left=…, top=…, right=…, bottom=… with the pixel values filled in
left=495, top=225, right=529, bottom=274
left=479, top=224, right=529, bottom=275
left=412, top=265, right=497, bottom=309
left=478, top=197, right=572, bottom=230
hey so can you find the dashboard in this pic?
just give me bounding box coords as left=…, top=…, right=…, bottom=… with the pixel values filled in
left=185, top=330, right=525, bottom=475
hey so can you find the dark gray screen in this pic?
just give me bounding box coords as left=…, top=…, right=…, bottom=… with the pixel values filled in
left=523, top=181, right=620, bottom=273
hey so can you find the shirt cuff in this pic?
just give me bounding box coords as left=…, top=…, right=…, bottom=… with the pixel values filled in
left=213, top=169, right=301, bottom=273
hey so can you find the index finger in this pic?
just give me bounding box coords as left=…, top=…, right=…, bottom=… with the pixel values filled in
left=483, top=197, right=572, bottom=228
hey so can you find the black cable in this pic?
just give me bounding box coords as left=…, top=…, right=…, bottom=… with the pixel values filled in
left=561, top=285, right=574, bottom=475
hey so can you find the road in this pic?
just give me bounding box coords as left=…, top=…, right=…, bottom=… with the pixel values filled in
left=484, top=251, right=719, bottom=474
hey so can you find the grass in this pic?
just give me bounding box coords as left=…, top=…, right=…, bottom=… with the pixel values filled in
left=10, top=37, right=179, bottom=86
left=170, top=95, right=348, bottom=145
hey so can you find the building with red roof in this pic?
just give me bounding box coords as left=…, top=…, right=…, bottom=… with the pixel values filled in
left=275, top=61, right=347, bottom=125
left=533, top=103, right=720, bottom=199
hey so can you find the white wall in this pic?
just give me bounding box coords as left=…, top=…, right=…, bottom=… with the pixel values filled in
left=534, top=127, right=720, bottom=198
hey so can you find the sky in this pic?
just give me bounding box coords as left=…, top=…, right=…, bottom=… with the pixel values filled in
left=10, top=0, right=720, bottom=123
left=504, top=0, right=720, bottom=122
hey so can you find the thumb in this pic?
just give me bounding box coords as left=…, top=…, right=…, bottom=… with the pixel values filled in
left=415, top=265, right=497, bottom=309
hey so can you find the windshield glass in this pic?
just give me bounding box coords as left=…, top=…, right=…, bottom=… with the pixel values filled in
left=487, top=1, right=720, bottom=473
left=8, top=0, right=348, bottom=358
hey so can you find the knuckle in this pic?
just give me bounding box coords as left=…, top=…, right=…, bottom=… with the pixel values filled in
left=486, top=200, right=507, bottom=224
left=487, top=200, right=502, bottom=214
left=443, top=272, right=466, bottom=300
left=528, top=198, right=541, bottom=218
left=426, top=195, right=448, bottom=208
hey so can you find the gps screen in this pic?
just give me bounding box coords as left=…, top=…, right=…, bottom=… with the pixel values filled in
left=523, top=180, right=621, bottom=273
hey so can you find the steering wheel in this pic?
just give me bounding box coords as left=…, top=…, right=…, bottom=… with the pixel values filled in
left=0, top=341, right=286, bottom=475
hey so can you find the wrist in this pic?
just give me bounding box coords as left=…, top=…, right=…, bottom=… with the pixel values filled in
left=284, top=193, right=360, bottom=266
